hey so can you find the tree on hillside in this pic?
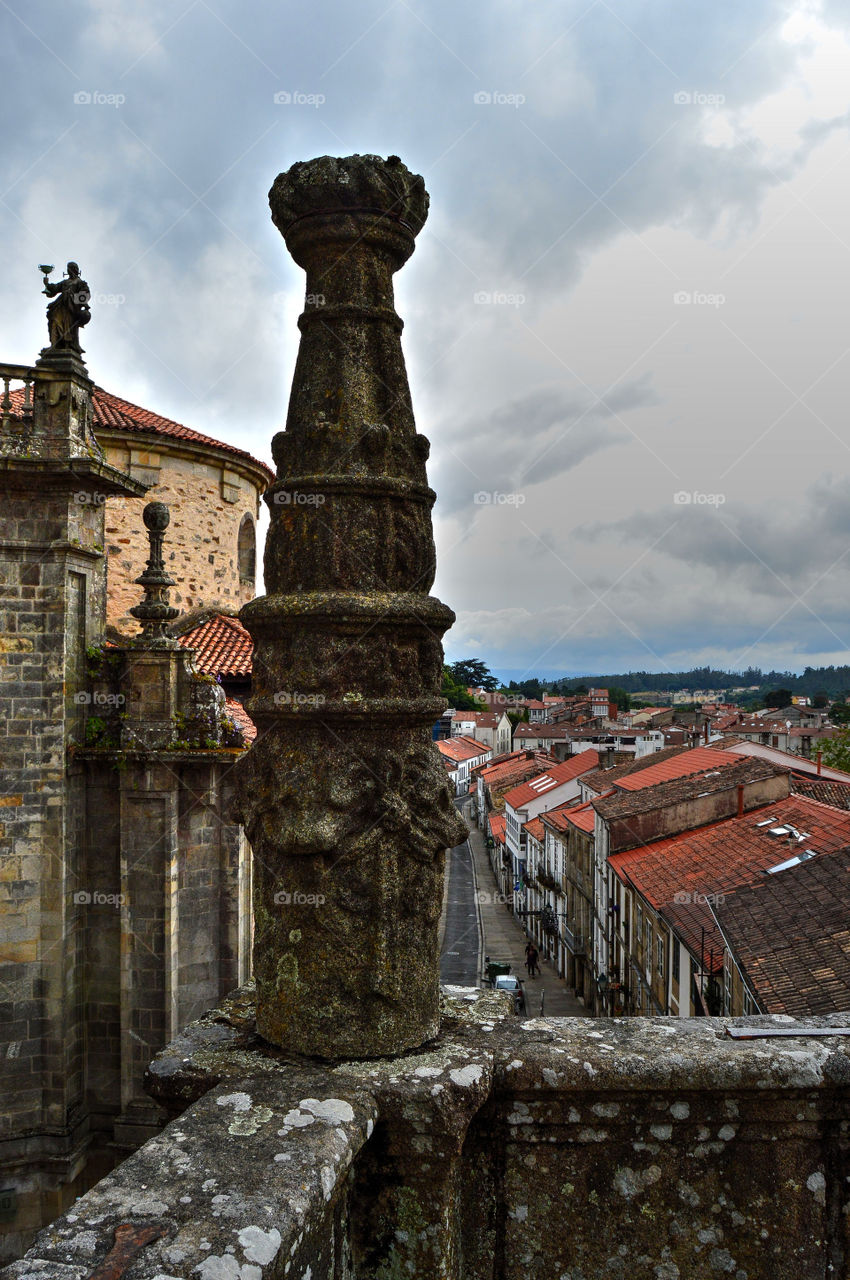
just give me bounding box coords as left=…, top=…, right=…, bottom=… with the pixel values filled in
left=763, top=688, right=793, bottom=709
left=441, top=666, right=482, bottom=710
left=831, top=702, right=850, bottom=725
left=819, top=729, right=850, bottom=773
left=449, top=658, right=498, bottom=691
left=608, top=686, right=631, bottom=712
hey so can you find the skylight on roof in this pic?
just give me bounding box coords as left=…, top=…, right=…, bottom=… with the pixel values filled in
left=755, top=818, right=777, bottom=827
left=766, top=849, right=818, bottom=875
left=529, top=776, right=556, bottom=792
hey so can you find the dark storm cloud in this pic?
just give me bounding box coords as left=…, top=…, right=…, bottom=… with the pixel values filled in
left=576, top=474, right=850, bottom=596
left=431, top=377, right=661, bottom=518
left=3, top=0, right=850, bottom=672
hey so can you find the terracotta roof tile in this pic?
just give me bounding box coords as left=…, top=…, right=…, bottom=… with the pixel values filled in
left=613, top=746, right=741, bottom=791
left=178, top=612, right=253, bottom=678
left=436, top=736, right=490, bottom=764
left=715, top=845, right=850, bottom=1015
left=580, top=745, right=688, bottom=794
left=610, top=795, right=850, bottom=972
left=792, top=778, right=850, bottom=809
left=224, top=696, right=256, bottom=744
left=9, top=384, right=273, bottom=478
left=489, top=814, right=507, bottom=843
left=503, top=750, right=600, bottom=810
left=594, top=756, right=785, bottom=822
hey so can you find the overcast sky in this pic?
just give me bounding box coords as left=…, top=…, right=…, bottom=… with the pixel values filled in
left=3, top=0, right=850, bottom=682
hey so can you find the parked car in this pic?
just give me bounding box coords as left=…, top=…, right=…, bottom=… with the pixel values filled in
left=493, top=973, right=526, bottom=1015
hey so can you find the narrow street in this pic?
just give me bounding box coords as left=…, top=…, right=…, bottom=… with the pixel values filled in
left=440, top=800, right=592, bottom=1017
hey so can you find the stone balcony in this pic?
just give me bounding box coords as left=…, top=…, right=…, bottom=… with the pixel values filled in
left=5, top=986, right=849, bottom=1280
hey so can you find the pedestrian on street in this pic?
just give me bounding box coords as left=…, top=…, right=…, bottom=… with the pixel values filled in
left=527, top=945, right=539, bottom=978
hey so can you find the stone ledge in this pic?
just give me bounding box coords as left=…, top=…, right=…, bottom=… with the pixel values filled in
left=8, top=999, right=850, bottom=1280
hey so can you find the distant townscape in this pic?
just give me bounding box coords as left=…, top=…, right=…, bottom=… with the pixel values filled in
left=436, top=663, right=850, bottom=1020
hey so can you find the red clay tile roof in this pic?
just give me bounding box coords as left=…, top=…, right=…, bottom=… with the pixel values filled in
left=178, top=612, right=253, bottom=678
left=542, top=799, right=597, bottom=834
left=594, top=756, right=786, bottom=823
left=791, top=777, right=850, bottom=809
left=224, top=697, right=256, bottom=744
left=452, top=711, right=502, bottom=728
left=503, top=750, right=600, bottom=810
left=479, top=752, right=553, bottom=789
left=612, top=746, right=742, bottom=792
left=489, top=814, right=507, bottom=843
left=9, top=384, right=273, bottom=479
left=713, top=845, right=850, bottom=1015
left=436, top=736, right=491, bottom=764
left=580, top=746, right=688, bottom=795
left=523, top=816, right=546, bottom=842
left=610, top=795, right=850, bottom=972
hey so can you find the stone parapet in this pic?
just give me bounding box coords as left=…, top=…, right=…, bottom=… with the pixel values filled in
left=8, top=996, right=850, bottom=1280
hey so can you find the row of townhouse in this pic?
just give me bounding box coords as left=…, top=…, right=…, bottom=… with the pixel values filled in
left=518, top=743, right=850, bottom=1018
left=451, top=709, right=512, bottom=755
left=435, top=735, right=492, bottom=796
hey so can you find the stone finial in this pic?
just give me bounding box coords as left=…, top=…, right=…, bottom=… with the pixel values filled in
left=129, top=501, right=179, bottom=645
left=234, top=155, right=465, bottom=1060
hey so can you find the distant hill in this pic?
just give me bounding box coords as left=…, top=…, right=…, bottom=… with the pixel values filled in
left=499, top=666, right=850, bottom=700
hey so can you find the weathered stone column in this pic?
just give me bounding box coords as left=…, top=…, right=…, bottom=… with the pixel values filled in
left=234, top=154, right=465, bottom=1059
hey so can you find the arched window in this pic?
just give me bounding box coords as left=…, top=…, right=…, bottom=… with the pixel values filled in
left=238, top=513, right=256, bottom=587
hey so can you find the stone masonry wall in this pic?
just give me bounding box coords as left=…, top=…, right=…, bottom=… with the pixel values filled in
left=0, top=487, right=110, bottom=1261
left=99, top=436, right=267, bottom=633
left=6, top=992, right=849, bottom=1280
